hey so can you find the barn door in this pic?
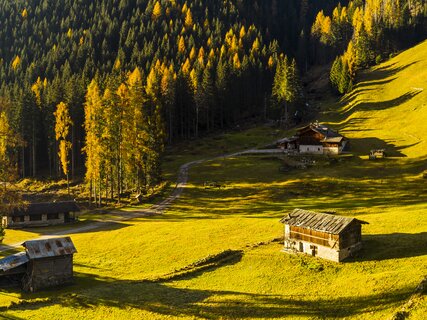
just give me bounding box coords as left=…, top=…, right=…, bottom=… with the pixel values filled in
left=299, top=242, right=304, bottom=252
left=310, top=245, right=318, bottom=256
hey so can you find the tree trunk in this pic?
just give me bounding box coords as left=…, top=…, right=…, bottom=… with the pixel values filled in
left=21, top=145, right=25, bottom=178
left=32, top=118, right=36, bottom=177
left=169, top=105, right=173, bottom=144
left=195, top=105, right=199, bottom=138
left=284, top=101, right=288, bottom=125
left=98, top=178, right=102, bottom=207
left=71, top=126, right=75, bottom=180
left=66, top=172, right=70, bottom=195
left=110, top=166, right=114, bottom=201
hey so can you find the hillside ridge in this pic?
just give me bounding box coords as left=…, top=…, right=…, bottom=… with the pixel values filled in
left=324, top=40, right=427, bottom=158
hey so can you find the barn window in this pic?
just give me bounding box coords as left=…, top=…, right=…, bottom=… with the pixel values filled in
left=56, top=240, right=63, bottom=248
left=47, top=213, right=59, bottom=220
left=30, top=214, right=42, bottom=221
left=12, top=216, right=24, bottom=222
left=318, top=147, right=320, bottom=151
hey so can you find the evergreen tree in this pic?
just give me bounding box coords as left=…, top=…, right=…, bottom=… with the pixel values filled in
left=330, top=56, right=343, bottom=93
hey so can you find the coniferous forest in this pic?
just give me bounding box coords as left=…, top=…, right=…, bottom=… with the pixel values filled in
left=0, top=0, right=426, bottom=202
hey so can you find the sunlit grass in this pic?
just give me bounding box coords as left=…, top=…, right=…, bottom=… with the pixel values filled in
left=322, top=40, right=427, bottom=159
left=1, top=43, right=426, bottom=319
left=1, top=153, right=425, bottom=319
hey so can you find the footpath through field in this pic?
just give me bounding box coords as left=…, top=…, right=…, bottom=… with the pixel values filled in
left=0, top=148, right=280, bottom=252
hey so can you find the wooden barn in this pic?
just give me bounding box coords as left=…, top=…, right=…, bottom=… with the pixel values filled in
left=296, top=122, right=347, bottom=155
left=280, top=209, right=368, bottom=262
left=0, top=237, right=77, bottom=292
left=2, top=201, right=80, bottom=229
left=276, top=136, right=299, bottom=152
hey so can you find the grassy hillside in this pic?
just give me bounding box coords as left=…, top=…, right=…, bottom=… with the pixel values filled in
left=0, top=42, right=426, bottom=319
left=323, top=40, right=427, bottom=159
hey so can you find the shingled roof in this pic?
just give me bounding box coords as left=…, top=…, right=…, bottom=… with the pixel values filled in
left=10, top=201, right=80, bottom=217
left=298, top=123, right=345, bottom=142
left=280, top=209, right=368, bottom=235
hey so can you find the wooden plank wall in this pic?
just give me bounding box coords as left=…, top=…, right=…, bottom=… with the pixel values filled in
left=289, top=226, right=339, bottom=248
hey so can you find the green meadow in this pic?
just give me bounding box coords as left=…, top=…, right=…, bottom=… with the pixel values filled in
left=0, top=42, right=426, bottom=319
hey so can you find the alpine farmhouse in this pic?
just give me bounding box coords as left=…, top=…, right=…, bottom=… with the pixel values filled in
left=280, top=209, right=368, bottom=262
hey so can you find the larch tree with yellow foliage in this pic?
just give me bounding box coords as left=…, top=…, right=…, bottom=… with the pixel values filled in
left=152, top=1, right=162, bottom=20
left=184, top=9, right=193, bottom=29
left=54, top=102, right=73, bottom=194
left=0, top=98, right=22, bottom=240
left=84, top=80, right=103, bottom=205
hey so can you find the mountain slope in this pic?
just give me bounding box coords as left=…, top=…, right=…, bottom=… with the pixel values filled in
left=326, top=40, right=427, bottom=158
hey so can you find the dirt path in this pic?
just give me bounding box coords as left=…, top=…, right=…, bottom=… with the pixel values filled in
left=0, top=148, right=279, bottom=252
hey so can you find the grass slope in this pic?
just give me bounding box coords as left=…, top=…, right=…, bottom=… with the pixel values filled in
left=323, top=40, right=427, bottom=158
left=0, top=43, right=426, bottom=319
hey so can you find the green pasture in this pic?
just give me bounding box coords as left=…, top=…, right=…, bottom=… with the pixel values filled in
left=322, top=40, right=427, bottom=159
left=1, top=41, right=426, bottom=319
left=1, top=154, right=425, bottom=319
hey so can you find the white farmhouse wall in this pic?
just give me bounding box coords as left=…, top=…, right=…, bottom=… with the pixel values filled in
left=299, top=145, right=323, bottom=154
left=323, top=147, right=340, bottom=155
left=283, top=238, right=363, bottom=262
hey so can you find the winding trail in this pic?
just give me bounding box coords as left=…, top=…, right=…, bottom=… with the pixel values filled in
left=0, top=148, right=283, bottom=252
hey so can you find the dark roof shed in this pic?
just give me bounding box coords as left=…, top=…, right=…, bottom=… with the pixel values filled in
left=280, top=209, right=368, bottom=235
left=23, top=237, right=77, bottom=259
left=11, top=201, right=80, bottom=217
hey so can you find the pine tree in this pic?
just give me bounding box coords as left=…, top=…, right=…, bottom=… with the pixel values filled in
left=338, top=59, right=352, bottom=94
left=215, top=59, right=228, bottom=128
left=272, top=56, right=301, bottom=125
left=161, top=66, right=176, bottom=143
left=199, top=65, right=215, bottom=131
left=330, top=56, right=343, bottom=93
left=146, top=105, right=165, bottom=187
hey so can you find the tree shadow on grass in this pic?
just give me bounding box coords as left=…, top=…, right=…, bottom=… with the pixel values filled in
left=359, top=61, right=418, bottom=84
left=338, top=90, right=421, bottom=124
left=0, top=314, right=25, bottom=320
left=354, top=232, right=427, bottom=262
left=343, top=137, right=419, bottom=157
left=339, top=60, right=419, bottom=105
left=19, top=220, right=131, bottom=236
left=355, top=90, right=419, bottom=112
left=0, top=272, right=413, bottom=319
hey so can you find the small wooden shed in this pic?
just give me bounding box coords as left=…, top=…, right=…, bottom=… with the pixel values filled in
left=2, top=201, right=80, bottom=229
left=280, top=209, right=368, bottom=262
left=22, top=237, right=77, bottom=292
left=0, top=237, right=77, bottom=292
